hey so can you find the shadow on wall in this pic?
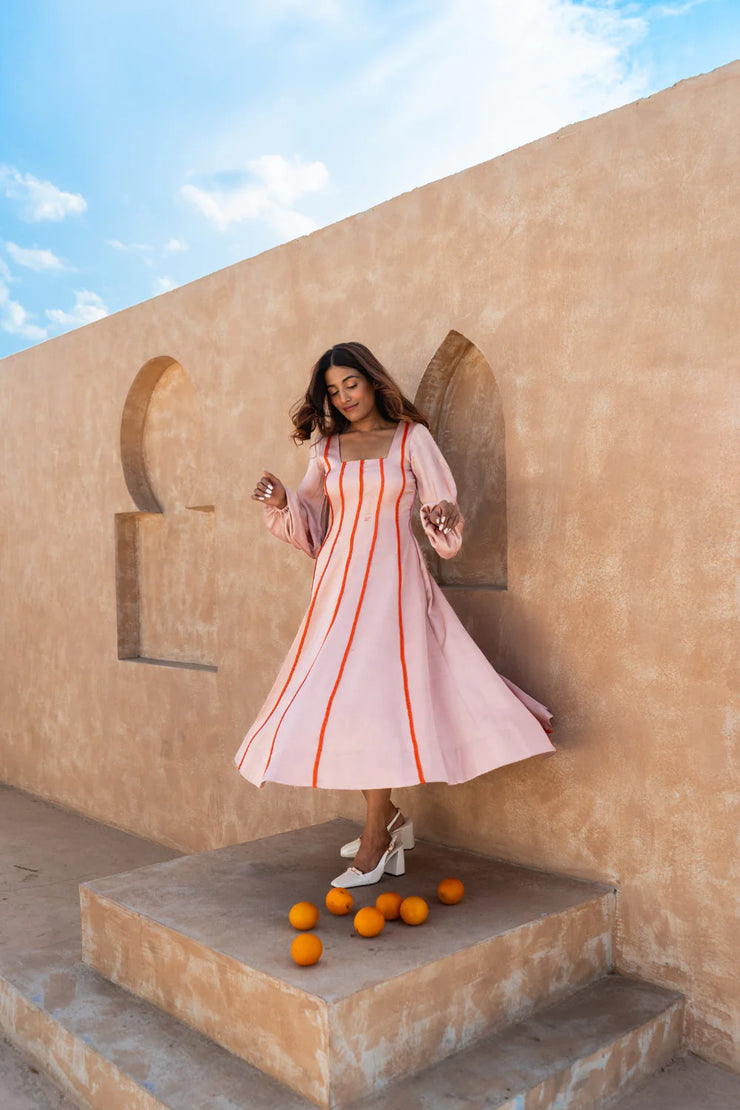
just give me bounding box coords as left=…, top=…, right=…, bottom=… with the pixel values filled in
left=115, top=355, right=217, bottom=671
left=414, top=330, right=507, bottom=589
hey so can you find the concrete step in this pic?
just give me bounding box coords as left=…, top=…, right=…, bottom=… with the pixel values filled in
left=355, top=974, right=684, bottom=1109
left=0, top=953, right=311, bottom=1109
left=0, top=956, right=682, bottom=1110
left=0, top=792, right=684, bottom=1110
left=611, top=1052, right=740, bottom=1109
left=0, top=1035, right=79, bottom=1109
left=80, top=819, right=616, bottom=1108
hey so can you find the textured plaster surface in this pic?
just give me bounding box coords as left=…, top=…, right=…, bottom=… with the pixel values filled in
left=613, top=1052, right=740, bottom=1109
left=1, top=62, right=739, bottom=1070
left=415, top=331, right=508, bottom=587
left=0, top=786, right=314, bottom=1108
left=355, top=975, right=683, bottom=1109
left=80, top=820, right=614, bottom=997
left=0, top=1036, right=79, bottom=1109
left=0, top=962, right=312, bottom=1110
left=0, top=786, right=711, bottom=1110
left=80, top=819, right=614, bottom=1104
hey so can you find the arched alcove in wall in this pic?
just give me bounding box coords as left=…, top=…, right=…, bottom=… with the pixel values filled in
left=120, top=354, right=208, bottom=513
left=116, top=356, right=216, bottom=669
left=414, top=331, right=507, bottom=589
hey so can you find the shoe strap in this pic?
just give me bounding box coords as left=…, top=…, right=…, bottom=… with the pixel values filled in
left=387, top=808, right=402, bottom=834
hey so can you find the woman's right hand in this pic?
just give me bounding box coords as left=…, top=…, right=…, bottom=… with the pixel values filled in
left=252, top=470, right=287, bottom=509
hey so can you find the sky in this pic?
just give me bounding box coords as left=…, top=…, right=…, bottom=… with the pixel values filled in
left=0, top=0, right=738, bottom=360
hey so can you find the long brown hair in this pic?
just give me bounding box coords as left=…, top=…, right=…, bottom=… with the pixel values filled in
left=291, top=342, right=428, bottom=443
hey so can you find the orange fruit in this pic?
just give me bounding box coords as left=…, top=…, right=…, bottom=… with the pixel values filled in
left=288, top=901, right=320, bottom=931
left=291, top=933, right=323, bottom=966
left=375, top=891, right=403, bottom=921
left=400, top=896, right=429, bottom=926
left=325, top=887, right=354, bottom=916
left=354, top=906, right=385, bottom=937
left=437, top=878, right=465, bottom=905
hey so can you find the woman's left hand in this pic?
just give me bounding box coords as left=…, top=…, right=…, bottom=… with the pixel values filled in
left=427, top=500, right=460, bottom=534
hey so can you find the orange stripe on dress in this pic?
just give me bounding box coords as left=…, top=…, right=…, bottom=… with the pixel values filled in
left=395, top=423, right=425, bottom=783
left=262, top=460, right=366, bottom=781
left=312, top=437, right=334, bottom=588
left=324, top=437, right=334, bottom=534
left=237, top=452, right=345, bottom=772
left=311, top=460, right=385, bottom=787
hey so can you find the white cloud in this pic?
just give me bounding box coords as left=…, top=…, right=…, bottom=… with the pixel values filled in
left=181, top=0, right=652, bottom=237
left=6, top=242, right=66, bottom=271
left=347, top=0, right=649, bottom=191
left=45, top=290, right=108, bottom=329
left=164, top=237, right=188, bottom=252
left=180, top=154, right=328, bottom=237
left=0, top=271, right=48, bottom=342
left=252, top=154, right=328, bottom=206
left=0, top=165, right=87, bottom=222
left=154, top=276, right=178, bottom=293
left=1, top=301, right=48, bottom=341
left=106, top=238, right=152, bottom=252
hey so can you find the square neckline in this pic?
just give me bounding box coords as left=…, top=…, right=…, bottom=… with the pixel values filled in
left=335, top=420, right=404, bottom=464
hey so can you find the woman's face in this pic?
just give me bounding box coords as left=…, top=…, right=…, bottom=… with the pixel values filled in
left=325, top=364, right=378, bottom=424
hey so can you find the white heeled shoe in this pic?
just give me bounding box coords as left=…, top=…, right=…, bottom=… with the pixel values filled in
left=340, top=809, right=415, bottom=858
left=331, top=838, right=406, bottom=889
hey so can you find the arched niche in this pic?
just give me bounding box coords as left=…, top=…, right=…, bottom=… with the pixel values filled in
left=120, top=355, right=202, bottom=514
left=116, top=356, right=216, bottom=670
left=414, top=331, right=507, bottom=589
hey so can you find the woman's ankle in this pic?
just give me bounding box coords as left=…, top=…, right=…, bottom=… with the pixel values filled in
left=354, top=828, right=391, bottom=871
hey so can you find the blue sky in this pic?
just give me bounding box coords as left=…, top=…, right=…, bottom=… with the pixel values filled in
left=0, top=0, right=737, bottom=360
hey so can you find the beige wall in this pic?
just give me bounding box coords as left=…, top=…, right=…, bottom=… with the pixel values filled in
left=1, top=63, right=738, bottom=1069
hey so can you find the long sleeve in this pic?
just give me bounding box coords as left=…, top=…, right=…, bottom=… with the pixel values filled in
left=409, top=423, right=464, bottom=559
left=263, top=442, right=329, bottom=559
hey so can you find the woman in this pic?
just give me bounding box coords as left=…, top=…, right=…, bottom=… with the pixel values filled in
left=235, top=342, right=554, bottom=888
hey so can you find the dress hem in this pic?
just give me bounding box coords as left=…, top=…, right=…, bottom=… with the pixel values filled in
left=236, top=739, right=555, bottom=791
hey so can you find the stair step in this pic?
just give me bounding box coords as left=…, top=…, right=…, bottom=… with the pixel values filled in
left=611, top=1052, right=740, bottom=1109
left=0, top=957, right=682, bottom=1110
left=355, top=974, right=683, bottom=1109
left=80, top=819, right=616, bottom=1107
left=0, top=954, right=311, bottom=1109
left=0, top=1035, right=79, bottom=1109
left=0, top=792, right=682, bottom=1110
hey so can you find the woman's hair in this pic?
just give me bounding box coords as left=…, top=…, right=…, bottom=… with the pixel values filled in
left=291, top=342, right=428, bottom=443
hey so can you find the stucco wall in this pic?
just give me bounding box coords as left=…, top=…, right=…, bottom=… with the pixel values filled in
left=1, top=63, right=738, bottom=1068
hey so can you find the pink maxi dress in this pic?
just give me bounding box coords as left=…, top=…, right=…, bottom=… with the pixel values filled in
left=235, top=420, right=555, bottom=789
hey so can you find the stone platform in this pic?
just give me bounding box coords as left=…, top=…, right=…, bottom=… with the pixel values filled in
left=80, top=819, right=616, bottom=1106
left=3, top=786, right=726, bottom=1109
